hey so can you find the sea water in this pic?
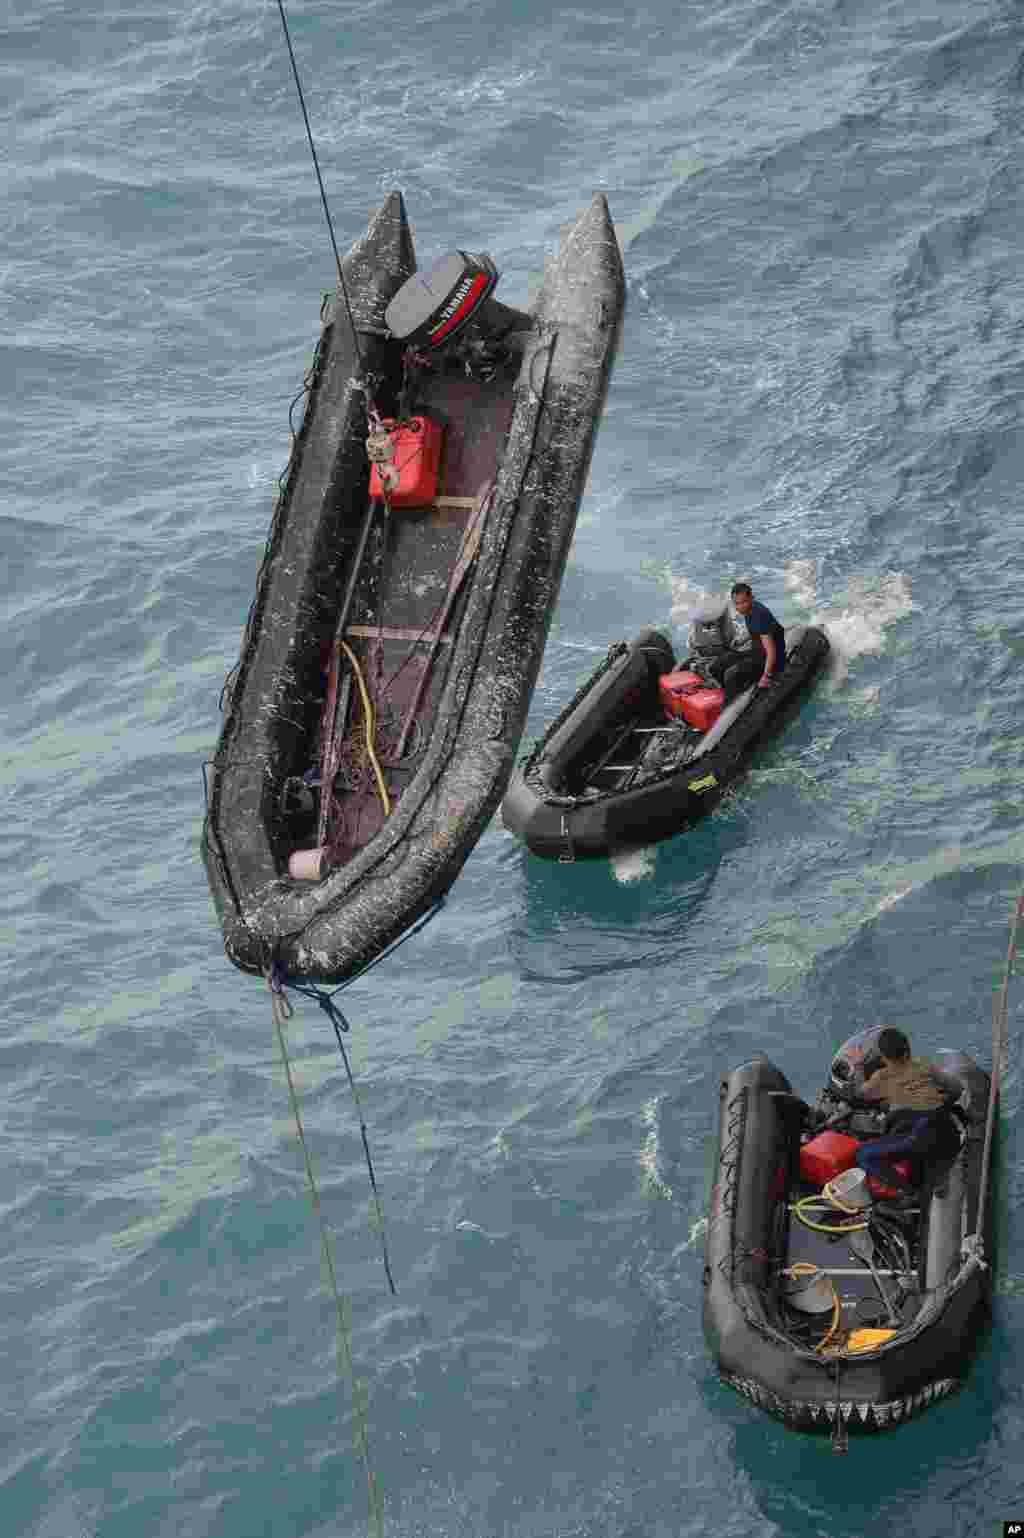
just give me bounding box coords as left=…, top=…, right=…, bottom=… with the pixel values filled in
left=3, top=0, right=1023, bottom=1534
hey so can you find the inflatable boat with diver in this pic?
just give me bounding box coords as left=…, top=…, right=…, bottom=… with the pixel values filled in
left=500, top=598, right=829, bottom=860
left=704, top=1024, right=995, bottom=1440
left=202, top=191, right=625, bottom=983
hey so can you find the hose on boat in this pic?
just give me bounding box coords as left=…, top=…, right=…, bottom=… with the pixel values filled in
left=792, top=1189, right=869, bottom=1235
left=340, top=640, right=392, bottom=819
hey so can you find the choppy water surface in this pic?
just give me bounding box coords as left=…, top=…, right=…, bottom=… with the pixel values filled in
left=3, top=0, right=1024, bottom=1534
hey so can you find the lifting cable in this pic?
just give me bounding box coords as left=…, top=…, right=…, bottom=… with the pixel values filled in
left=974, top=887, right=1024, bottom=1248
left=260, top=902, right=445, bottom=1528
left=268, top=967, right=398, bottom=1296
left=273, top=0, right=366, bottom=378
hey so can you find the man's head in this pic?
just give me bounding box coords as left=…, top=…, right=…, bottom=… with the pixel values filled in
left=730, top=581, right=754, bottom=617
left=876, top=1027, right=911, bottom=1063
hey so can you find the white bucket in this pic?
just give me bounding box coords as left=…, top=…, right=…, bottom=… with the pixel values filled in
left=827, top=1167, right=871, bottom=1209
left=783, top=1269, right=834, bottom=1315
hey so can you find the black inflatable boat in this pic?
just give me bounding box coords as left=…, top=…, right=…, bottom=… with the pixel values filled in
left=704, top=1025, right=995, bottom=1441
left=500, top=611, right=829, bottom=860
left=202, top=191, right=625, bottom=983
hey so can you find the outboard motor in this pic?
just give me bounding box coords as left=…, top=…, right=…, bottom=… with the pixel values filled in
left=827, top=1025, right=886, bottom=1101
left=687, top=595, right=740, bottom=659
left=384, top=250, right=532, bottom=354
left=809, top=1024, right=891, bottom=1134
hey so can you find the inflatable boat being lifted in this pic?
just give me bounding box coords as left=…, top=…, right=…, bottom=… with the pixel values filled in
left=202, top=191, right=625, bottom=983
left=501, top=605, right=829, bottom=860
left=704, top=1025, right=994, bottom=1441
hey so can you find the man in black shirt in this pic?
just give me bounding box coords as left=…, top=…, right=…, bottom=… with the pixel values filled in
left=718, top=582, right=787, bottom=701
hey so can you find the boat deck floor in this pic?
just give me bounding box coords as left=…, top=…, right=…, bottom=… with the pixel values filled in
left=783, top=1186, right=919, bottom=1331
left=323, top=363, right=517, bottom=864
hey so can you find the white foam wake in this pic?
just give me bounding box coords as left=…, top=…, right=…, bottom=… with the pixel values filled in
left=783, top=560, right=916, bottom=685
left=667, top=565, right=915, bottom=686
left=610, top=845, right=658, bottom=884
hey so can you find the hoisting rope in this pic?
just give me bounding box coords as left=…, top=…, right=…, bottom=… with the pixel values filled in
left=273, top=0, right=366, bottom=378
left=972, top=887, right=1024, bottom=1252
left=268, top=972, right=385, bottom=1538
left=269, top=967, right=398, bottom=1298
left=258, top=899, right=445, bottom=1527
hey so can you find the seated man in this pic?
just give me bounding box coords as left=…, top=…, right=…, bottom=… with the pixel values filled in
left=723, top=582, right=787, bottom=702
left=846, top=1028, right=965, bottom=1187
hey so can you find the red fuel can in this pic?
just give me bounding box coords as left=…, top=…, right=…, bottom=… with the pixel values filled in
left=799, top=1130, right=861, bottom=1188
left=679, top=687, right=725, bottom=732
left=659, top=671, right=727, bottom=733
left=369, top=415, right=444, bottom=507
left=658, top=670, right=703, bottom=716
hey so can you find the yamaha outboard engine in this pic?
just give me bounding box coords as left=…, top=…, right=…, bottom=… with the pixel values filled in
left=384, top=250, right=532, bottom=357
left=682, top=594, right=741, bottom=684
left=687, top=596, right=740, bottom=658
left=808, top=1024, right=889, bottom=1135
left=827, top=1025, right=886, bottom=1100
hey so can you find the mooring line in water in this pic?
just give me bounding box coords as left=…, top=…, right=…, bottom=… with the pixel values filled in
left=287, top=978, right=398, bottom=1297
left=268, top=974, right=386, bottom=1537
left=273, top=0, right=367, bottom=376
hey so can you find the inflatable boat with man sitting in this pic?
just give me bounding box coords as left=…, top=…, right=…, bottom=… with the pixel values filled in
left=500, top=597, right=829, bottom=860
left=703, top=1024, right=995, bottom=1444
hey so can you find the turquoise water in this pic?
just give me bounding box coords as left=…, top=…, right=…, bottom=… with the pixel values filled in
left=3, top=0, right=1023, bottom=1534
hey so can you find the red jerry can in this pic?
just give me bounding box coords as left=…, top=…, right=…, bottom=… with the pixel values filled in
left=369, top=416, right=444, bottom=507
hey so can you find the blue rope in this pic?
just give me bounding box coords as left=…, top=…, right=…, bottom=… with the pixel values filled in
left=270, top=972, right=397, bottom=1296
left=275, top=893, right=447, bottom=1000
left=268, top=897, right=447, bottom=1294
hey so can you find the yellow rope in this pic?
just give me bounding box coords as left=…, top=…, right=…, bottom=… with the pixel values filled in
left=340, top=640, right=391, bottom=819
left=270, top=982, right=385, bottom=1538
left=792, top=1191, right=868, bottom=1234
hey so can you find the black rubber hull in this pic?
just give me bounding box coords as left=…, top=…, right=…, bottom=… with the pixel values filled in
left=703, top=1053, right=992, bottom=1433
left=202, top=191, right=625, bottom=982
left=501, top=626, right=830, bottom=859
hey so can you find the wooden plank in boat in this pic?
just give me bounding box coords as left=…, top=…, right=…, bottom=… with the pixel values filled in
left=346, top=624, right=453, bottom=646
left=386, top=495, right=478, bottom=526
left=428, top=495, right=480, bottom=527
